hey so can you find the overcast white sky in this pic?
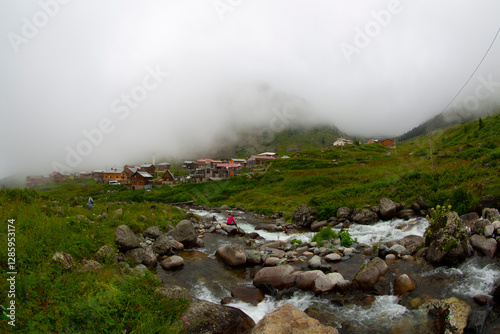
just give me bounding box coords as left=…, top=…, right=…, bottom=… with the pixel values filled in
left=1, top=0, right=499, bottom=179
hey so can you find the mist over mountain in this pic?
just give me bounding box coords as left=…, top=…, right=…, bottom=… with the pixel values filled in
left=1, top=1, right=500, bottom=180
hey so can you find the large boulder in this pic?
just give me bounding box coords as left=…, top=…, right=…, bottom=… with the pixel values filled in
left=351, top=208, right=379, bottom=225
left=313, top=273, right=348, bottom=294
left=125, top=248, right=157, bottom=268
left=292, top=204, right=316, bottom=228
left=115, top=225, right=140, bottom=251
left=231, top=287, right=265, bottom=306
left=251, top=303, right=338, bottom=334
left=470, top=235, right=497, bottom=258
left=95, top=245, right=116, bottom=263
left=143, top=226, right=163, bottom=239
left=152, top=235, right=183, bottom=255
left=216, top=244, right=247, bottom=267
left=398, top=235, right=425, bottom=254
left=352, top=257, right=389, bottom=291
left=337, top=207, right=351, bottom=220
left=393, top=274, right=415, bottom=296
left=379, top=198, right=397, bottom=220
left=78, top=259, right=103, bottom=272
left=425, top=212, right=469, bottom=267
left=167, top=219, right=197, bottom=248
left=160, top=255, right=184, bottom=270
left=253, top=265, right=298, bottom=290
left=483, top=208, right=500, bottom=222
left=419, top=297, right=471, bottom=334
left=178, top=298, right=255, bottom=334
left=295, top=270, right=325, bottom=291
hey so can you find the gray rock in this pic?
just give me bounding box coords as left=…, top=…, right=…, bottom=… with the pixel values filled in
left=295, top=270, right=325, bottom=291
left=483, top=208, right=500, bottom=223
left=313, top=272, right=348, bottom=293
left=143, top=226, right=163, bottom=239
left=425, top=212, right=469, bottom=267
left=419, top=297, right=470, bottom=334
left=152, top=234, right=174, bottom=255
left=388, top=244, right=407, bottom=257
left=379, top=198, right=397, bottom=220
left=417, top=196, right=428, bottom=210
left=167, top=219, right=197, bottom=248
left=484, top=225, right=495, bottom=238
left=352, top=257, right=389, bottom=291
left=160, top=255, right=184, bottom=270
left=351, top=208, right=378, bottom=225
left=115, top=225, right=140, bottom=251
left=52, top=252, right=76, bottom=270
left=337, top=207, right=351, bottom=220
left=292, top=204, right=316, bottom=228
left=398, top=235, right=425, bottom=254
left=324, top=253, right=342, bottom=262
left=78, top=259, right=103, bottom=272
left=470, top=234, right=497, bottom=258
left=216, top=244, right=246, bottom=266
left=308, top=255, right=322, bottom=269
left=244, top=249, right=262, bottom=265
left=397, top=209, right=417, bottom=220
left=311, top=220, right=329, bottom=232
left=253, top=265, right=298, bottom=290
left=264, top=257, right=280, bottom=266
left=125, top=248, right=158, bottom=267
left=133, top=264, right=148, bottom=276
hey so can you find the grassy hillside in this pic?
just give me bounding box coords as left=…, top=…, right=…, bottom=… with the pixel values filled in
left=0, top=189, right=188, bottom=333
left=56, top=113, right=499, bottom=221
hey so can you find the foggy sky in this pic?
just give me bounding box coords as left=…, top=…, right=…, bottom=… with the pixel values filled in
left=1, top=0, right=500, bottom=179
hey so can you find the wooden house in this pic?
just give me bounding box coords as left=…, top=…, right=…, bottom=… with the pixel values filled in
left=380, top=139, right=394, bottom=147
left=156, top=162, right=171, bottom=171
left=161, top=170, right=175, bottom=184
left=130, top=171, right=153, bottom=188
left=230, top=158, right=247, bottom=166
left=139, top=164, right=156, bottom=175
left=49, top=171, right=65, bottom=182
left=26, top=176, right=49, bottom=188
left=103, top=170, right=127, bottom=183
left=183, top=161, right=198, bottom=170
left=247, top=155, right=276, bottom=167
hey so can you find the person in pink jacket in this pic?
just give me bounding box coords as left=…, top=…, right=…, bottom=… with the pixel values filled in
left=227, top=214, right=236, bottom=226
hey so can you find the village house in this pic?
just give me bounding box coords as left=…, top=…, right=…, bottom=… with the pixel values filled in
left=197, top=159, right=213, bottom=169
left=103, top=170, right=127, bottom=183
left=183, top=161, right=198, bottom=170
left=156, top=162, right=171, bottom=171
left=367, top=139, right=380, bottom=144
left=130, top=171, right=153, bottom=189
left=333, top=137, right=353, bottom=146
left=258, top=152, right=279, bottom=158
left=139, top=164, right=156, bottom=175
left=229, top=158, right=247, bottom=166
left=188, top=169, right=206, bottom=182
left=160, top=170, right=175, bottom=184
left=49, top=171, right=66, bottom=182
left=380, top=139, right=395, bottom=147
left=247, top=155, right=277, bottom=167
left=26, top=176, right=49, bottom=188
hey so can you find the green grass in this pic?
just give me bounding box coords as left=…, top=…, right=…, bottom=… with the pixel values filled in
left=0, top=189, right=189, bottom=333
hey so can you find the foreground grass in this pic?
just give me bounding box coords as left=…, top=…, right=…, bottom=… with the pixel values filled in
left=0, top=189, right=189, bottom=333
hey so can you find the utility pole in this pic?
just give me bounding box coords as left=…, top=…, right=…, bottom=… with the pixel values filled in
left=427, top=125, right=434, bottom=172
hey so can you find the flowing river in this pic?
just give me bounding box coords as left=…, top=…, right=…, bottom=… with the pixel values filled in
left=157, top=209, right=500, bottom=333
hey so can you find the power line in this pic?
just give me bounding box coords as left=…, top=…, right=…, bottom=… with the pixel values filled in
left=429, top=26, right=500, bottom=127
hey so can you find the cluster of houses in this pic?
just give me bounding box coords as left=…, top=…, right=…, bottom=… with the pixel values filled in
left=26, top=138, right=396, bottom=188
left=333, top=137, right=395, bottom=147
left=25, top=152, right=284, bottom=189
left=181, top=152, right=281, bottom=183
